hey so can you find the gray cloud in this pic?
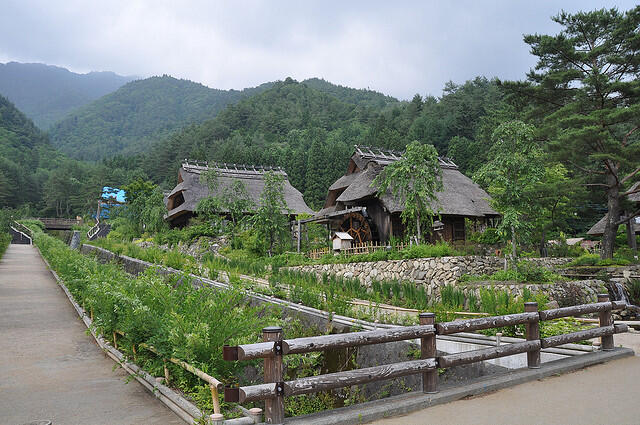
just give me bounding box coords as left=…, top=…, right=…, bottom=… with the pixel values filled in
left=1, top=0, right=636, bottom=99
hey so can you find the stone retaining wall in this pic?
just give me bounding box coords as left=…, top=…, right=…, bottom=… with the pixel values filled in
left=290, top=256, right=573, bottom=288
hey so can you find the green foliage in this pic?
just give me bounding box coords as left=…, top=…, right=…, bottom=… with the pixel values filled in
left=474, top=121, right=545, bottom=253
left=112, top=178, right=168, bottom=239
left=48, top=76, right=269, bottom=161
left=468, top=227, right=501, bottom=245
left=252, top=171, right=291, bottom=256
left=566, top=253, right=632, bottom=267
left=461, top=261, right=564, bottom=283
left=27, top=223, right=313, bottom=415
left=373, top=141, right=442, bottom=241
left=628, top=279, right=640, bottom=306
left=0, top=232, right=9, bottom=260
left=508, top=6, right=640, bottom=259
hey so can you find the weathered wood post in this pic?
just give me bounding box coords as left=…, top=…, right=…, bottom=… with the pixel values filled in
left=524, top=302, right=540, bottom=368
left=263, top=326, right=284, bottom=424
left=420, top=312, right=437, bottom=393
left=598, top=293, right=614, bottom=351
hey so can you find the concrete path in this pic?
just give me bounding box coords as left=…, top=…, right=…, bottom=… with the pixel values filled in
left=0, top=244, right=183, bottom=425
left=373, top=334, right=640, bottom=425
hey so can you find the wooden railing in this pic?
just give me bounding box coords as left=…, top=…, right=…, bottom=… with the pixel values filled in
left=223, top=295, right=628, bottom=424
left=308, top=242, right=411, bottom=260
left=36, top=217, right=82, bottom=229
left=110, top=328, right=224, bottom=416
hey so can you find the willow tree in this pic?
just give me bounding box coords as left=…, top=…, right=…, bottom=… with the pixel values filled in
left=506, top=7, right=640, bottom=258
left=373, top=141, right=442, bottom=242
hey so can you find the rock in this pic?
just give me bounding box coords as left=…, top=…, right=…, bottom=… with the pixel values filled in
left=546, top=300, right=560, bottom=310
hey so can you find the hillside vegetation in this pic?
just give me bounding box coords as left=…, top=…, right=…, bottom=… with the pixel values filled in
left=138, top=76, right=506, bottom=209
left=49, top=76, right=274, bottom=161
left=0, top=62, right=132, bottom=129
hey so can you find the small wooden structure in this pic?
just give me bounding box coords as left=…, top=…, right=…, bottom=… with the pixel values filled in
left=332, top=232, right=353, bottom=251
left=312, top=146, right=500, bottom=244
left=223, top=295, right=628, bottom=424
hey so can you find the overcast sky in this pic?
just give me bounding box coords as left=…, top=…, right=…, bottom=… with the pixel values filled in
left=1, top=1, right=636, bottom=100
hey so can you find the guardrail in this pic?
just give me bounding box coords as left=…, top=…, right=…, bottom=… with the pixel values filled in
left=87, top=222, right=100, bottom=240
left=10, top=221, right=33, bottom=244
left=36, top=217, right=82, bottom=229
left=223, top=295, right=628, bottom=424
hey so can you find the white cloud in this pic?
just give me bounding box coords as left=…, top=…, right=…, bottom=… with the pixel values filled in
left=0, top=0, right=637, bottom=99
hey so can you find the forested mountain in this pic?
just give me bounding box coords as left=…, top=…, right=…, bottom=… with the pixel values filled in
left=137, top=76, right=505, bottom=209
left=0, top=94, right=140, bottom=216
left=301, top=78, right=399, bottom=108
left=48, top=75, right=274, bottom=161
left=0, top=62, right=133, bottom=129
left=0, top=93, right=53, bottom=207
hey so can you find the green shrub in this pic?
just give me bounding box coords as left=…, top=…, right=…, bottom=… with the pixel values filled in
left=469, top=227, right=501, bottom=245
left=0, top=233, right=10, bottom=260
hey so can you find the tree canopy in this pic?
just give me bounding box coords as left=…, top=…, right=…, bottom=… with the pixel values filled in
left=506, top=6, right=640, bottom=257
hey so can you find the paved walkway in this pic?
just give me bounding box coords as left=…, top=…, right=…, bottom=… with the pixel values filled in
left=373, top=334, right=640, bottom=425
left=0, top=244, right=183, bottom=425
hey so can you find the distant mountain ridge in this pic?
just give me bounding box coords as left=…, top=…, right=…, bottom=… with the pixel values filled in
left=48, top=75, right=275, bottom=161
left=0, top=62, right=134, bottom=129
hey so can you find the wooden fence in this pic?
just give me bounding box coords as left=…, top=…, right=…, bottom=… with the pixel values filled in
left=223, top=294, right=628, bottom=424
left=308, top=241, right=411, bottom=260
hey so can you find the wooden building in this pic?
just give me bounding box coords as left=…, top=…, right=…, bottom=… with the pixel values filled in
left=165, top=161, right=313, bottom=227
left=313, top=146, right=499, bottom=243
left=587, top=181, right=640, bottom=243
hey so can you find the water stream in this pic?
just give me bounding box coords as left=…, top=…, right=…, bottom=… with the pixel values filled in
left=612, top=281, right=630, bottom=305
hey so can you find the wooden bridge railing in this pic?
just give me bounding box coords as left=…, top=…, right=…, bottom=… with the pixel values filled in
left=223, top=295, right=628, bottom=424
left=36, top=217, right=82, bottom=229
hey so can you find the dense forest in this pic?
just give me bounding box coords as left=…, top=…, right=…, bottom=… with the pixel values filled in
left=49, top=75, right=275, bottom=160
left=0, top=62, right=133, bottom=129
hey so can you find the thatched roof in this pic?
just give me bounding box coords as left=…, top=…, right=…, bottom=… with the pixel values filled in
left=587, top=214, right=640, bottom=236
left=628, top=181, right=640, bottom=203
left=326, top=146, right=498, bottom=218
left=586, top=181, right=640, bottom=235
left=166, top=161, right=313, bottom=222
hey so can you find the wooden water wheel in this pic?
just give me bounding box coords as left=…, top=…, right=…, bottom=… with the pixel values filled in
left=339, top=212, right=372, bottom=244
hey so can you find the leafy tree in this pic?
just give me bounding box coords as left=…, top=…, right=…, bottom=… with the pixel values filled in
left=531, top=164, right=583, bottom=256
left=373, top=141, right=443, bottom=242
left=120, top=178, right=167, bottom=237
left=474, top=121, right=545, bottom=258
left=252, top=171, right=291, bottom=256
left=507, top=7, right=640, bottom=258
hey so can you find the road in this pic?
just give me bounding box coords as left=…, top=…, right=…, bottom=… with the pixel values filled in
left=373, top=332, right=640, bottom=425
left=0, top=244, right=183, bottom=425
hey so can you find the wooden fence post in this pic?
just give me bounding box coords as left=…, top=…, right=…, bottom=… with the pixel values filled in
left=598, top=293, right=614, bottom=351
left=524, top=302, right=540, bottom=369
left=419, top=312, right=437, bottom=393
left=263, top=326, right=284, bottom=424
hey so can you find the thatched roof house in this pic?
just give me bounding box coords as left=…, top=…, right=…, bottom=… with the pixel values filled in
left=165, top=161, right=313, bottom=227
left=587, top=181, right=640, bottom=236
left=316, top=146, right=499, bottom=243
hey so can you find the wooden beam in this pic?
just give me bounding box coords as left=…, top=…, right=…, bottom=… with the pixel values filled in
left=539, top=301, right=626, bottom=321
left=438, top=340, right=541, bottom=368
left=436, top=312, right=538, bottom=335
left=281, top=325, right=435, bottom=355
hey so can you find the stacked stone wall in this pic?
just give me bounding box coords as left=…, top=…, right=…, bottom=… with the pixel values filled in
left=290, top=256, right=573, bottom=288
